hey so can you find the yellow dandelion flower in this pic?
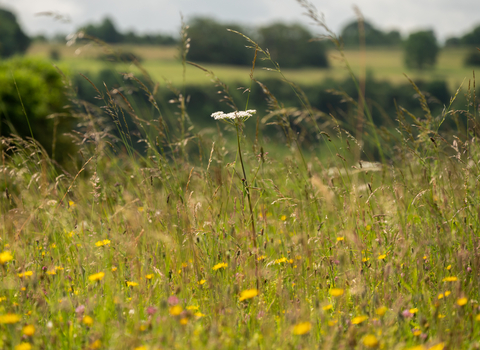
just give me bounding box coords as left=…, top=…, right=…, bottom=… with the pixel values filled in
left=362, top=257, right=370, bottom=262
left=0, top=251, right=13, bottom=264
left=169, top=305, right=183, bottom=316
left=82, top=315, right=94, bottom=326
left=292, top=321, right=312, bottom=335
left=336, top=237, right=344, bottom=241
left=68, top=200, right=76, bottom=207
left=329, top=288, right=344, bottom=297
left=362, top=334, right=379, bottom=348
left=212, top=262, right=227, bottom=271
left=18, top=271, right=33, bottom=278
left=442, top=276, right=458, bottom=282
left=351, top=315, right=368, bottom=324
left=445, top=291, right=451, bottom=296
left=15, top=343, right=32, bottom=350
left=0, top=313, right=20, bottom=324
left=88, top=272, right=105, bottom=282
left=186, top=305, right=199, bottom=311
left=375, top=306, right=388, bottom=316
left=22, top=325, right=35, bottom=336
left=366, top=224, right=372, bottom=231
left=137, top=207, right=144, bottom=212
left=275, top=257, right=287, bottom=264
left=111, top=267, right=117, bottom=272
left=257, top=255, right=266, bottom=261
left=413, top=329, right=422, bottom=336
left=280, top=215, right=287, bottom=221
left=438, top=314, right=445, bottom=319
left=239, top=289, right=258, bottom=301
left=475, top=314, right=480, bottom=321
left=55, top=266, right=64, bottom=271
left=457, top=297, right=468, bottom=306
left=446, top=265, right=451, bottom=270
left=378, top=254, right=386, bottom=260
left=90, top=339, right=102, bottom=349
left=428, top=343, right=445, bottom=350
left=127, top=281, right=138, bottom=287
left=194, top=312, right=206, bottom=318
left=198, top=279, right=206, bottom=285
left=322, top=304, right=333, bottom=311
left=134, top=346, right=148, bottom=350
left=180, top=317, right=188, bottom=325
left=409, top=308, right=418, bottom=314
left=46, top=269, right=56, bottom=275
left=438, top=294, right=444, bottom=299
left=145, top=274, right=154, bottom=280
left=95, top=239, right=111, bottom=247
left=328, top=319, right=338, bottom=326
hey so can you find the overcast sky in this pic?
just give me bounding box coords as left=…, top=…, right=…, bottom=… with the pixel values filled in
left=1, top=0, right=479, bottom=42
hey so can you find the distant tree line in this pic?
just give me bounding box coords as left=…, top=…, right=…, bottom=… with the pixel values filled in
left=186, top=18, right=328, bottom=68
left=340, top=20, right=402, bottom=47
left=446, top=25, right=480, bottom=47
left=80, top=18, right=177, bottom=45
left=0, top=8, right=30, bottom=58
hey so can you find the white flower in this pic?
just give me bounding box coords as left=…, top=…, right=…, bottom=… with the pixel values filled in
left=211, top=110, right=256, bottom=121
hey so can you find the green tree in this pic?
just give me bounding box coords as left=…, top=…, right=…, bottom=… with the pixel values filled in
left=404, top=30, right=439, bottom=69
left=257, top=23, right=328, bottom=68
left=0, top=8, right=31, bottom=58
left=187, top=17, right=251, bottom=65
left=0, top=57, right=75, bottom=162
left=83, top=17, right=123, bottom=43
left=461, top=25, right=480, bottom=46
left=341, top=20, right=402, bottom=47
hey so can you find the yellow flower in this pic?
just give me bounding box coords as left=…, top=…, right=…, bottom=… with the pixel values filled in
left=280, top=215, right=287, bottom=221
left=15, top=343, right=32, bottom=350
left=198, top=279, right=206, bottom=285
left=111, top=267, right=117, bottom=272
left=362, top=334, right=379, bottom=348
left=438, top=314, right=445, bottom=319
left=22, top=324, right=35, bottom=336
left=46, top=269, right=56, bottom=275
left=134, top=346, right=148, bottom=350
left=446, top=265, right=451, bottom=270
left=186, top=305, right=199, bottom=311
left=275, top=257, right=287, bottom=264
left=169, top=305, right=183, bottom=316
left=127, top=281, right=139, bottom=287
left=257, top=255, right=266, bottom=261
left=375, top=306, right=388, bottom=316
left=322, top=304, right=333, bottom=311
left=409, top=308, right=418, bottom=314
left=445, top=291, right=451, bottom=296
left=68, top=200, right=76, bottom=207
left=428, top=343, right=445, bottom=350
left=362, top=257, right=370, bottom=262
left=145, top=274, right=154, bottom=280
left=407, top=346, right=426, bottom=350
left=336, top=237, right=344, bottom=241
left=95, top=239, right=111, bottom=247
left=180, top=317, right=188, bottom=325
left=0, top=251, right=13, bottom=264
left=457, top=297, right=468, bottom=306
left=0, top=313, right=20, bottom=324
left=212, top=262, right=227, bottom=271
left=329, top=288, right=344, bottom=297
left=82, top=315, right=94, bottom=326
left=378, top=254, right=386, bottom=260
left=351, top=315, right=368, bottom=324
left=239, top=289, right=258, bottom=301
left=438, top=294, right=444, bottom=299
left=476, top=314, right=480, bottom=321
left=18, top=271, right=33, bottom=278
left=292, top=321, right=312, bottom=335
left=90, top=339, right=102, bottom=349
left=194, top=312, right=206, bottom=318
left=88, top=272, right=105, bottom=282
left=442, top=276, right=458, bottom=282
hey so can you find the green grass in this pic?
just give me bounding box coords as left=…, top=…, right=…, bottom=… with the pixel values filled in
left=27, top=42, right=476, bottom=90
left=1, top=28, right=480, bottom=350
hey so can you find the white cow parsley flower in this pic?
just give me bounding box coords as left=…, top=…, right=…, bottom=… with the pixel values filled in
left=211, top=110, right=256, bottom=122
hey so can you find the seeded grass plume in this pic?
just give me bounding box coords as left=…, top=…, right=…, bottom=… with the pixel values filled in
left=1, top=1, right=480, bottom=349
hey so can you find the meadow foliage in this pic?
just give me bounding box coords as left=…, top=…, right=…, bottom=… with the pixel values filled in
left=1, top=1, right=480, bottom=349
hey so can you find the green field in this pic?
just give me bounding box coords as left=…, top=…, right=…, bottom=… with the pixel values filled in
left=1, top=39, right=480, bottom=350
left=27, top=42, right=476, bottom=90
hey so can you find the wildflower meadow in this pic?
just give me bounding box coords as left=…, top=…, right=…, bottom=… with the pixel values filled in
left=1, top=1, right=480, bottom=349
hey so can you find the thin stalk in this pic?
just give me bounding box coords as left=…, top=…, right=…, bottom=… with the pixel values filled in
left=235, top=122, right=259, bottom=289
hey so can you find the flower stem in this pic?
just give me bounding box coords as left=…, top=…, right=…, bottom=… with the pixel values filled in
left=236, top=123, right=259, bottom=288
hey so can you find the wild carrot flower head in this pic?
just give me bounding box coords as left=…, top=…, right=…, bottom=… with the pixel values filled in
left=211, top=110, right=256, bottom=123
